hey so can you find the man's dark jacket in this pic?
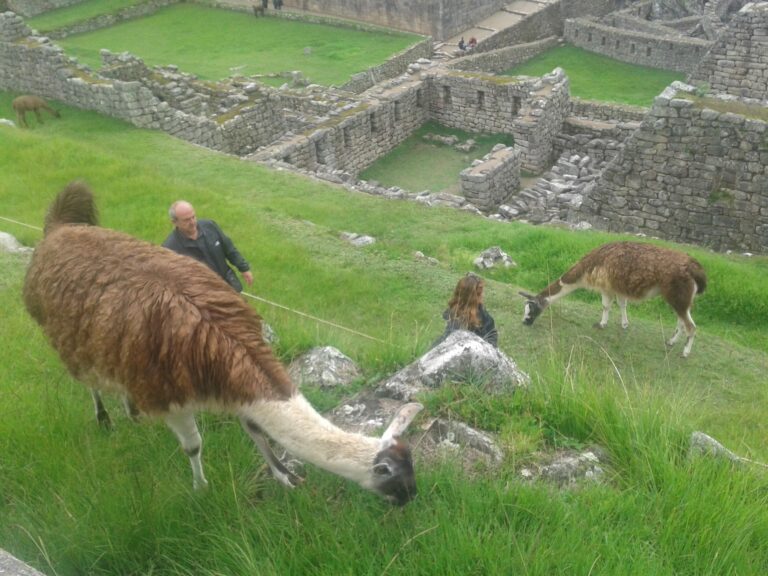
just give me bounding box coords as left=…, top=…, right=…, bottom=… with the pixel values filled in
left=162, top=219, right=250, bottom=292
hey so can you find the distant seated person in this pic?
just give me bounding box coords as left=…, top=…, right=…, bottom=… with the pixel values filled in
left=432, top=272, right=498, bottom=348
left=467, top=37, right=478, bottom=51
left=163, top=200, right=254, bottom=293
left=458, top=36, right=466, bottom=51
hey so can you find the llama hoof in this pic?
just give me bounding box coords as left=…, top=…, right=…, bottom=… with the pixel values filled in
left=592, top=322, right=606, bottom=330
left=193, top=478, right=210, bottom=491
left=274, top=467, right=304, bottom=488
left=96, top=411, right=113, bottom=430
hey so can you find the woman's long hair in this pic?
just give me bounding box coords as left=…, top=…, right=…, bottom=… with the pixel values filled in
left=447, top=273, right=484, bottom=329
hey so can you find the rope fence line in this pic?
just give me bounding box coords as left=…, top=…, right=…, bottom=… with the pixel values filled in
left=242, top=292, right=385, bottom=343
left=0, top=215, right=43, bottom=231
left=1, top=213, right=385, bottom=344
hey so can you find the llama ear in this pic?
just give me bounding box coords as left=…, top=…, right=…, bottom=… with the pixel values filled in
left=519, top=290, right=536, bottom=299
left=381, top=402, right=423, bottom=446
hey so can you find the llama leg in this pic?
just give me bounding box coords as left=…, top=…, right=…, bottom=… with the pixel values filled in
left=666, top=318, right=684, bottom=348
left=34, top=109, right=44, bottom=125
left=666, top=314, right=696, bottom=357
left=618, top=297, right=629, bottom=329
left=595, top=292, right=612, bottom=328
left=681, top=310, right=696, bottom=358
left=123, top=396, right=140, bottom=421
left=17, top=111, right=28, bottom=128
left=91, top=389, right=112, bottom=428
left=240, top=416, right=303, bottom=488
left=165, top=411, right=208, bottom=490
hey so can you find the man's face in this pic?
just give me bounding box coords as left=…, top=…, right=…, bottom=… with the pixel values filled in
left=174, top=203, right=198, bottom=239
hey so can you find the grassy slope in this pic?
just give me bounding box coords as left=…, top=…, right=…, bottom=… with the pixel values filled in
left=503, top=44, right=686, bottom=106
left=2, top=94, right=768, bottom=574
left=52, top=3, right=421, bottom=85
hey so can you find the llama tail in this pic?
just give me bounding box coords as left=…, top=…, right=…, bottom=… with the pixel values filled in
left=44, top=180, right=99, bottom=235
left=689, top=259, right=707, bottom=295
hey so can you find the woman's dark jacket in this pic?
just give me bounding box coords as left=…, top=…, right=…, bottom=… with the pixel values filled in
left=433, top=304, right=498, bottom=348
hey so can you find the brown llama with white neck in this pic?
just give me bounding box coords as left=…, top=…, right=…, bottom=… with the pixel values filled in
left=519, top=241, right=707, bottom=357
left=24, top=181, right=422, bottom=504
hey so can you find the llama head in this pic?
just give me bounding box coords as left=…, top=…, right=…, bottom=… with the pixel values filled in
left=519, top=291, right=543, bottom=326
left=371, top=402, right=423, bottom=505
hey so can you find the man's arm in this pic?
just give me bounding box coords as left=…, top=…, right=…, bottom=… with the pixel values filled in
left=210, top=221, right=253, bottom=286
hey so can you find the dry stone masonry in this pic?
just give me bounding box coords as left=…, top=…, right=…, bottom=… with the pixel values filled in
left=2, top=0, right=767, bottom=253
left=583, top=81, right=767, bottom=252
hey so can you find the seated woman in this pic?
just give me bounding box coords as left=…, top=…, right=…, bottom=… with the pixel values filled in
left=433, top=273, right=498, bottom=348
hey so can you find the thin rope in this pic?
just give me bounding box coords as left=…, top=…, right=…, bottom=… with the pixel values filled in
left=242, top=291, right=385, bottom=343
left=1, top=213, right=385, bottom=343
left=0, top=215, right=42, bottom=231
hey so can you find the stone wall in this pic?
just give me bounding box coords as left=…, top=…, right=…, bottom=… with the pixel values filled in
left=581, top=82, right=768, bottom=252
left=253, top=69, right=570, bottom=179
left=426, top=70, right=571, bottom=173
left=0, top=12, right=286, bottom=155
left=564, top=18, right=711, bottom=72
left=207, top=0, right=506, bottom=40
left=45, top=0, right=179, bottom=39
left=6, top=0, right=80, bottom=18
left=448, top=37, right=560, bottom=75
left=569, top=97, right=648, bottom=122
left=338, top=39, right=432, bottom=93
left=688, top=2, right=768, bottom=100
left=250, top=80, right=430, bottom=175
left=510, top=68, right=572, bottom=173
left=475, top=0, right=618, bottom=53
left=460, top=144, right=520, bottom=212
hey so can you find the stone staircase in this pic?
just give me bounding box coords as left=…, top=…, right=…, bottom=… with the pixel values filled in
left=435, top=0, right=556, bottom=58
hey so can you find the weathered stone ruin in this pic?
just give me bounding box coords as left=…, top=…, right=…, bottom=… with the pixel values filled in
left=1, top=0, right=766, bottom=255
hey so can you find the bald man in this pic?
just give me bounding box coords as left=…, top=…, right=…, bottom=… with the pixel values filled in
left=162, top=200, right=254, bottom=292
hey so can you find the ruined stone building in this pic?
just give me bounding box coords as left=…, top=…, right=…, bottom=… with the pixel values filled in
left=0, top=0, right=765, bottom=252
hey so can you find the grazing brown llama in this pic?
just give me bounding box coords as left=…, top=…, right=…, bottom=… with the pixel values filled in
left=24, top=181, right=423, bottom=504
left=12, top=95, right=60, bottom=128
left=519, top=241, right=707, bottom=357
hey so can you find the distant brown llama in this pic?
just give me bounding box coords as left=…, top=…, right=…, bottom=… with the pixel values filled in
left=519, top=241, right=707, bottom=357
left=12, top=95, right=60, bottom=128
left=24, top=181, right=423, bottom=504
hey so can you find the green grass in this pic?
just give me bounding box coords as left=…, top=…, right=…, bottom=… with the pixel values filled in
left=359, top=121, right=515, bottom=193
left=54, top=3, right=422, bottom=85
left=502, top=44, right=685, bottom=106
left=2, top=90, right=768, bottom=575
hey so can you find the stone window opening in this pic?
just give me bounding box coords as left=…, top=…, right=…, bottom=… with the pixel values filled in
left=443, top=86, right=452, bottom=105
left=646, top=46, right=651, bottom=57
left=616, top=39, right=620, bottom=49
left=601, top=36, right=606, bottom=46
left=631, top=43, right=636, bottom=54
left=512, top=96, right=521, bottom=115
left=394, top=100, right=401, bottom=121
left=477, top=90, right=485, bottom=109
left=315, top=138, right=328, bottom=165
left=588, top=32, right=592, bottom=42
left=416, top=89, right=423, bottom=108
left=343, top=126, right=352, bottom=148
left=370, top=112, right=377, bottom=133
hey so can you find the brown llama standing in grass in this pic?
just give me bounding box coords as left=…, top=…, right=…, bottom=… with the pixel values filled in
left=519, top=241, right=707, bottom=357
left=24, top=181, right=423, bottom=504
left=12, top=95, right=60, bottom=128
